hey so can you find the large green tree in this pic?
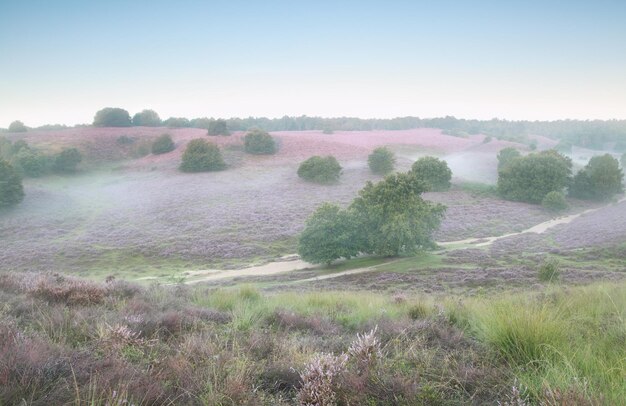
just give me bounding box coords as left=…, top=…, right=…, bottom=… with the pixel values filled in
left=497, top=147, right=521, bottom=170
left=0, top=159, right=24, bottom=207
left=93, top=108, right=132, bottom=127
left=180, top=139, right=226, bottom=172
left=350, top=173, right=446, bottom=257
left=498, top=150, right=572, bottom=203
left=297, top=203, right=360, bottom=265
left=410, top=156, right=452, bottom=191
left=569, top=154, right=624, bottom=200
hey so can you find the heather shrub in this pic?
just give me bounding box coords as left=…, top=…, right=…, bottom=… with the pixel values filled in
left=410, top=156, right=452, bottom=191
left=541, top=191, right=568, bottom=212
left=180, top=139, right=226, bottom=172
left=538, top=258, right=560, bottom=282
left=93, top=107, right=132, bottom=127
left=367, top=147, right=396, bottom=175
left=151, top=133, right=175, bottom=155
left=297, top=353, right=349, bottom=406
left=244, top=128, right=276, bottom=154
left=8, top=120, right=27, bottom=132
left=53, top=148, right=82, bottom=172
left=0, top=159, right=24, bottom=207
left=297, top=155, right=342, bottom=184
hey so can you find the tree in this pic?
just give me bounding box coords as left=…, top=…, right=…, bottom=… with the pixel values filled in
left=132, top=109, right=161, bottom=127
left=93, top=108, right=132, bottom=127
left=8, top=120, right=27, bottom=132
left=542, top=191, right=568, bottom=212
left=207, top=119, right=230, bottom=136
left=368, top=147, right=396, bottom=175
left=14, top=149, right=48, bottom=177
left=497, top=147, right=521, bottom=170
left=0, top=159, right=24, bottom=207
left=297, top=203, right=360, bottom=265
left=54, top=148, right=82, bottom=172
left=349, top=173, right=446, bottom=256
left=151, top=134, right=175, bottom=155
left=297, top=156, right=342, bottom=184
left=244, top=129, right=276, bottom=154
left=163, top=117, right=191, bottom=128
left=621, top=152, right=626, bottom=168
left=410, top=156, right=452, bottom=191
left=569, top=154, right=624, bottom=200
left=180, top=139, right=226, bottom=172
left=498, top=150, right=572, bottom=204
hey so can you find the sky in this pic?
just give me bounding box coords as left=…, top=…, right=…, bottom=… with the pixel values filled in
left=1, top=0, right=625, bottom=127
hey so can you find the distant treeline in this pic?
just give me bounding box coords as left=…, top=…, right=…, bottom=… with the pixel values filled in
left=3, top=114, right=626, bottom=150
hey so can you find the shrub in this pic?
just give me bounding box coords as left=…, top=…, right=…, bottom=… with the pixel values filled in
left=297, top=203, right=360, bottom=265
left=207, top=119, right=230, bottom=136
left=297, top=156, right=342, bottom=184
left=10, top=139, right=29, bottom=155
left=8, top=120, right=27, bottom=132
left=541, top=191, right=568, bottom=212
left=93, top=107, right=132, bottom=127
left=0, top=159, right=24, bottom=207
left=132, top=109, right=161, bottom=127
left=54, top=148, right=82, bottom=172
left=244, top=129, right=276, bottom=154
left=569, top=154, right=624, bottom=201
left=151, top=134, right=175, bottom=155
left=180, top=139, right=226, bottom=172
left=538, top=258, right=560, bottom=282
left=497, top=147, right=521, bottom=170
left=367, top=147, right=396, bottom=175
left=14, top=149, right=48, bottom=177
left=498, top=150, right=572, bottom=204
left=163, top=117, right=191, bottom=128
left=483, top=135, right=492, bottom=143
left=410, top=156, right=452, bottom=191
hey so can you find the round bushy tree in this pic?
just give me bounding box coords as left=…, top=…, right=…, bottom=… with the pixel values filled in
left=180, top=139, right=226, bottom=172
left=297, top=203, right=360, bottom=265
left=410, top=156, right=452, bottom=191
left=569, top=154, right=624, bottom=200
left=542, top=191, right=568, bottom=212
left=0, top=159, right=24, bottom=207
left=93, top=108, right=132, bottom=127
left=244, top=129, right=276, bottom=154
left=298, top=156, right=342, bottom=184
left=498, top=150, right=572, bottom=204
left=14, top=149, right=48, bottom=177
left=151, top=134, right=175, bottom=155
left=497, top=147, right=521, bottom=170
left=368, top=147, right=396, bottom=175
left=8, top=120, right=27, bottom=132
left=54, top=148, right=82, bottom=172
left=207, top=119, right=230, bottom=136
left=132, top=109, right=161, bottom=127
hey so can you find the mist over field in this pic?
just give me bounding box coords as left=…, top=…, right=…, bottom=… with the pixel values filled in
left=1, top=1, right=626, bottom=405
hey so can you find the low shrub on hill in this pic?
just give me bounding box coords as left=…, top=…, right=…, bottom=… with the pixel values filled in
left=54, top=148, right=82, bottom=172
left=244, top=129, right=276, bottom=154
left=410, top=156, right=452, bottom=191
left=297, top=155, right=342, bottom=184
left=180, top=139, right=226, bottom=172
left=151, top=134, right=175, bottom=155
left=367, top=147, right=396, bottom=175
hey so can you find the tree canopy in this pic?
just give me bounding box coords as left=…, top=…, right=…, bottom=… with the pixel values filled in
left=207, top=119, right=230, bottom=136
left=151, top=134, right=175, bottom=155
left=569, top=154, right=624, bottom=201
left=8, top=120, right=27, bottom=132
left=54, top=148, right=82, bottom=172
left=497, top=150, right=572, bottom=203
left=244, top=129, right=276, bottom=154
left=297, top=156, right=342, bottom=184
left=410, top=156, right=452, bottom=191
left=132, top=110, right=161, bottom=127
left=497, top=147, right=521, bottom=170
left=0, top=159, right=24, bottom=207
left=93, top=108, right=132, bottom=127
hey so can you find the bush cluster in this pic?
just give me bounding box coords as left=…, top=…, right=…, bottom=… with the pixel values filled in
left=151, top=134, right=175, bottom=155
left=569, top=154, right=624, bottom=201
left=297, top=156, right=342, bottom=184
left=93, top=108, right=132, bottom=127
left=410, top=156, right=452, bottom=191
left=207, top=119, right=230, bottom=136
left=367, top=147, right=396, bottom=175
left=0, top=159, right=24, bottom=207
left=541, top=191, right=568, bottom=212
left=132, top=109, right=161, bottom=127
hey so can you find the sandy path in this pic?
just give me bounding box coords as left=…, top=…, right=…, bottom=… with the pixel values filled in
left=166, top=196, right=625, bottom=285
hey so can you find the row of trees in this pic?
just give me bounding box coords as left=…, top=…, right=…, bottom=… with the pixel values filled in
left=497, top=148, right=624, bottom=207
left=298, top=172, right=447, bottom=264
left=0, top=137, right=82, bottom=178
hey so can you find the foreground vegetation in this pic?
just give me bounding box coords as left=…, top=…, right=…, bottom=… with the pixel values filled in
left=0, top=271, right=623, bottom=405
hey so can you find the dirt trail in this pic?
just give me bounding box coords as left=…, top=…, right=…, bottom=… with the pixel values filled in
left=165, top=196, right=625, bottom=285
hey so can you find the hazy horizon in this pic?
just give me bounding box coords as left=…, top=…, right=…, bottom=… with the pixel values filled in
left=2, top=1, right=626, bottom=127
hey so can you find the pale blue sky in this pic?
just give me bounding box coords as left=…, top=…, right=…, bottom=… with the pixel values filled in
left=1, top=1, right=625, bottom=126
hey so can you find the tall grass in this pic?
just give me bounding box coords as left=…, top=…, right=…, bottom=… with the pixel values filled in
left=449, top=283, right=626, bottom=404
